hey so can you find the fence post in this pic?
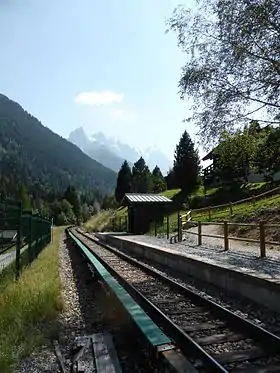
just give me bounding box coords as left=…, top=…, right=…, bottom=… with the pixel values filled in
left=208, top=207, right=211, bottom=221
left=198, top=221, right=202, bottom=246
left=259, top=221, right=266, bottom=258
left=154, top=220, right=157, bottom=237
left=229, top=203, right=233, bottom=216
left=177, top=211, right=182, bottom=242
left=166, top=214, right=170, bottom=239
left=51, top=217, right=53, bottom=243
left=28, top=213, right=32, bottom=263
left=119, top=217, right=122, bottom=232
left=224, top=221, right=229, bottom=251
left=15, top=201, right=22, bottom=281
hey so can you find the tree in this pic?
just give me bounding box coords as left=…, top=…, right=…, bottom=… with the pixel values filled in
left=254, top=126, right=280, bottom=178
left=173, top=131, right=200, bottom=194
left=131, top=157, right=153, bottom=193
left=165, top=169, right=177, bottom=190
left=101, top=195, right=118, bottom=210
left=152, top=166, right=167, bottom=193
left=63, top=185, right=81, bottom=223
left=57, top=212, right=68, bottom=226
left=214, top=130, right=257, bottom=183
left=152, top=165, right=163, bottom=179
left=81, top=203, right=91, bottom=222
left=115, top=160, right=132, bottom=203
left=167, top=1, right=280, bottom=147
left=50, top=199, right=76, bottom=225
left=18, top=184, right=31, bottom=211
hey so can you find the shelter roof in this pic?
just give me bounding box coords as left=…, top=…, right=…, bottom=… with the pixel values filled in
left=122, top=193, right=172, bottom=205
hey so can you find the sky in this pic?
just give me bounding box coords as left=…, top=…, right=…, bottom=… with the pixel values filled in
left=0, top=0, right=205, bottom=161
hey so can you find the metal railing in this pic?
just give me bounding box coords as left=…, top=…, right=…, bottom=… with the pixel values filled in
left=0, top=201, right=52, bottom=280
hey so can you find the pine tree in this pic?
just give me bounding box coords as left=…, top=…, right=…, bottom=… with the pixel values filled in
left=152, top=166, right=166, bottom=193
left=132, top=157, right=153, bottom=193
left=173, top=131, right=200, bottom=194
left=152, top=166, right=163, bottom=178
left=165, top=169, right=176, bottom=190
left=115, top=160, right=132, bottom=203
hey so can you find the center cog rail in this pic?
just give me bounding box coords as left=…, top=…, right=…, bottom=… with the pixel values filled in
left=71, top=229, right=280, bottom=373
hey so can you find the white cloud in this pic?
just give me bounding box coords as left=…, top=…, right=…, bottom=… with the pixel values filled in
left=114, top=109, right=125, bottom=118
left=74, top=90, right=124, bottom=106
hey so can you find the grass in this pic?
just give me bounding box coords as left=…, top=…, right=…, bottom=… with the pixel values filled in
left=0, top=227, right=64, bottom=373
left=84, top=183, right=275, bottom=234
left=163, top=184, right=280, bottom=232
left=190, top=193, right=280, bottom=222
left=83, top=190, right=182, bottom=233
left=83, top=187, right=227, bottom=233
left=161, top=188, right=181, bottom=199
left=245, top=181, right=267, bottom=190
left=84, top=209, right=115, bottom=232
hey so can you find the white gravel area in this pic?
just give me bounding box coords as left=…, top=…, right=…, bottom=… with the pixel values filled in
left=119, top=228, right=280, bottom=282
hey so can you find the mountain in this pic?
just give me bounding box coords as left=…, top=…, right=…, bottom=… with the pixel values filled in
left=69, top=127, right=124, bottom=172
left=90, top=132, right=141, bottom=165
left=142, top=146, right=172, bottom=175
left=69, top=128, right=172, bottom=174
left=0, top=94, right=116, bottom=199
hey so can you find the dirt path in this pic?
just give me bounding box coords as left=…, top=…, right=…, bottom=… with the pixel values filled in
left=185, top=224, right=263, bottom=254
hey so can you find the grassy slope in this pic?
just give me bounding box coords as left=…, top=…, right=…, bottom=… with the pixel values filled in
left=84, top=183, right=278, bottom=234
left=191, top=188, right=279, bottom=222
left=0, top=227, right=64, bottom=372
left=84, top=189, right=183, bottom=232
left=84, top=209, right=114, bottom=232
left=83, top=187, right=217, bottom=233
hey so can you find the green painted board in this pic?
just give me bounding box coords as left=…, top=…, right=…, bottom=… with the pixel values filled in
left=69, top=231, right=171, bottom=347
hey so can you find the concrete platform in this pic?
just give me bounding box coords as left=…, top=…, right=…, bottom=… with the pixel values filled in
left=95, top=233, right=280, bottom=313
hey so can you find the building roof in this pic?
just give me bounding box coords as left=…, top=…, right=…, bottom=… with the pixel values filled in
left=202, top=150, right=215, bottom=161
left=202, top=124, right=270, bottom=162
left=122, top=193, right=172, bottom=205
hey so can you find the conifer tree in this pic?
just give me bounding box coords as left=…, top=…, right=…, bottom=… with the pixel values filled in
left=115, top=160, right=132, bottom=203
left=132, top=157, right=153, bottom=193
left=173, top=131, right=200, bottom=194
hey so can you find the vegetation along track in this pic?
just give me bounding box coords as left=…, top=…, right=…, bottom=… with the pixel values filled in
left=71, top=229, right=280, bottom=373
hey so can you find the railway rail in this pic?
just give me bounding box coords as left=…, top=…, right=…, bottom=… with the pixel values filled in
left=70, top=228, right=280, bottom=373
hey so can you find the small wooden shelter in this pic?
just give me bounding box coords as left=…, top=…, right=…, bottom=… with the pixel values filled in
left=121, top=193, right=172, bottom=234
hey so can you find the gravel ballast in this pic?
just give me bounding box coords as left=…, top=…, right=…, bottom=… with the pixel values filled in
left=17, top=233, right=152, bottom=373
left=77, top=231, right=280, bottom=371
left=91, top=232, right=280, bottom=336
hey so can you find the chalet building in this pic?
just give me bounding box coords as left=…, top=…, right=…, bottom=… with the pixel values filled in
left=202, top=124, right=280, bottom=187
left=203, top=148, right=280, bottom=188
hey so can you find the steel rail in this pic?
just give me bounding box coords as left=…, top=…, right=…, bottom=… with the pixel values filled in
left=72, top=229, right=280, bottom=372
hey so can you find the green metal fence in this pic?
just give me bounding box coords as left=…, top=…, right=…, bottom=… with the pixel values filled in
left=0, top=201, right=52, bottom=280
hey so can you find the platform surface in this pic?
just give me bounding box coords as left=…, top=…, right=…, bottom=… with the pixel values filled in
left=97, top=232, right=280, bottom=285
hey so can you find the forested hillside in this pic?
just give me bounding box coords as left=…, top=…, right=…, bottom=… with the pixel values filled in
left=0, top=94, right=116, bottom=200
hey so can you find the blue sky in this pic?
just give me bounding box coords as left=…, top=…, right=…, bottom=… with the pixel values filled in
left=0, top=0, right=203, bottom=161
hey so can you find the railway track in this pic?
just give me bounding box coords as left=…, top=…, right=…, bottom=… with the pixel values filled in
left=71, top=229, right=280, bottom=373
